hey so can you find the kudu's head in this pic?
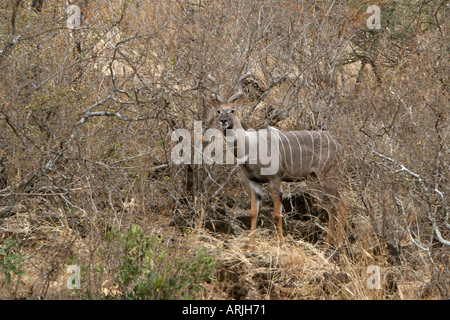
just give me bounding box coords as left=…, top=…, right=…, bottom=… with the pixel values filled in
left=205, top=72, right=251, bottom=130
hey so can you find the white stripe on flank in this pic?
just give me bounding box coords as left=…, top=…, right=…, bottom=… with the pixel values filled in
left=280, top=132, right=294, bottom=174
left=292, top=132, right=303, bottom=172
left=269, top=127, right=282, bottom=168
left=307, top=131, right=315, bottom=170
left=318, top=132, right=323, bottom=171
left=323, top=132, right=331, bottom=171
left=279, top=133, right=288, bottom=169
left=299, top=132, right=307, bottom=172
left=331, top=137, right=339, bottom=164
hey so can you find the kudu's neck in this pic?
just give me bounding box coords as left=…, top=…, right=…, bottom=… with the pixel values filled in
left=224, top=116, right=248, bottom=134
left=224, top=115, right=250, bottom=160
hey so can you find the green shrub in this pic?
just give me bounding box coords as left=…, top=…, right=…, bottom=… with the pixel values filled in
left=101, top=225, right=216, bottom=300
left=0, top=237, right=25, bottom=286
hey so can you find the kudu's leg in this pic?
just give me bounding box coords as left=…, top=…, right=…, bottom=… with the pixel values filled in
left=319, top=178, right=347, bottom=249
left=336, top=197, right=347, bottom=244
left=325, top=208, right=336, bottom=250
left=271, top=180, right=285, bottom=247
left=248, top=182, right=262, bottom=249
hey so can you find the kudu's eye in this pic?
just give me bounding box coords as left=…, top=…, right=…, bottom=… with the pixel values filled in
left=217, top=110, right=222, bottom=114
left=229, top=109, right=235, bottom=114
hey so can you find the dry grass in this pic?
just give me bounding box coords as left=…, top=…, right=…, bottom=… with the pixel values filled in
left=0, top=201, right=445, bottom=299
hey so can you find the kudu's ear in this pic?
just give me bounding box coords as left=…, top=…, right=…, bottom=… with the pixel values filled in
left=203, top=94, right=222, bottom=108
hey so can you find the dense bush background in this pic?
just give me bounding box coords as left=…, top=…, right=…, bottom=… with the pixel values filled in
left=0, top=0, right=448, bottom=299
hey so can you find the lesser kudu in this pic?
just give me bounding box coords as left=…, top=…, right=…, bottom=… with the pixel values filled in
left=205, top=72, right=347, bottom=250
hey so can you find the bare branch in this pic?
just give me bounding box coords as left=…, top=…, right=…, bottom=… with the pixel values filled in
left=244, top=72, right=288, bottom=121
